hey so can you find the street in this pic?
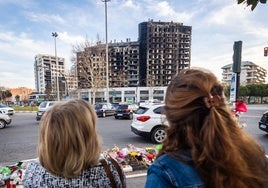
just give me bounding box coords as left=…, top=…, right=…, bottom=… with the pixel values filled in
left=0, top=105, right=268, bottom=187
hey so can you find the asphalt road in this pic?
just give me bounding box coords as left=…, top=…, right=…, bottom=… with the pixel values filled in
left=0, top=113, right=156, bottom=166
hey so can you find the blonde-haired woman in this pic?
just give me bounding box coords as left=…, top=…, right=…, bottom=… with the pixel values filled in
left=145, top=68, right=268, bottom=188
left=24, top=99, right=125, bottom=187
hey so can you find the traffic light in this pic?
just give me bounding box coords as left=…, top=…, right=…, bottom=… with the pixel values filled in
left=232, top=41, right=242, bottom=73
left=264, top=47, right=268, bottom=57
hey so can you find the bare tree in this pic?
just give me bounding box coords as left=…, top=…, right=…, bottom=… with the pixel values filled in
left=0, top=90, right=12, bottom=104
left=72, top=39, right=106, bottom=105
left=111, top=69, right=128, bottom=87
left=45, top=82, right=54, bottom=101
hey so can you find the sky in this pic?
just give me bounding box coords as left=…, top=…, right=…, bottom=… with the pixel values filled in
left=0, top=0, right=268, bottom=89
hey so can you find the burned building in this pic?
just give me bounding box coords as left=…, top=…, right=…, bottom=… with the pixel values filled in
left=77, top=20, right=192, bottom=89
left=139, top=20, right=192, bottom=87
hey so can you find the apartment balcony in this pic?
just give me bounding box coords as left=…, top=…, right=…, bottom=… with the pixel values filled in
left=127, top=76, right=138, bottom=81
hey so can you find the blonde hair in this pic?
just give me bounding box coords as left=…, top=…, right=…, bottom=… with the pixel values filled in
left=160, top=68, right=268, bottom=188
left=38, top=99, right=101, bottom=178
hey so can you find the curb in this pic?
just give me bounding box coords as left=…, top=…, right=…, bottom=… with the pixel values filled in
left=126, top=172, right=147, bottom=178
left=15, top=111, right=37, bottom=113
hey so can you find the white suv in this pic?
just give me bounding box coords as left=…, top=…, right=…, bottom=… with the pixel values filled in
left=0, top=104, right=15, bottom=115
left=131, top=103, right=168, bottom=144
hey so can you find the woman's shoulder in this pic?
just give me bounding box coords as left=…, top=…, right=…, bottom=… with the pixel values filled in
left=149, top=152, right=201, bottom=180
left=23, top=159, right=111, bottom=186
left=24, top=159, right=43, bottom=173
left=146, top=152, right=204, bottom=187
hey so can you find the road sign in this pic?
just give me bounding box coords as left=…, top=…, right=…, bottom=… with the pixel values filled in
left=230, top=74, right=236, bottom=102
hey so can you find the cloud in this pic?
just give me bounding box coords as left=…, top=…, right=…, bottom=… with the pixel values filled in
left=0, top=31, right=47, bottom=58
left=144, top=1, right=195, bottom=23
left=24, top=11, right=66, bottom=24
left=121, top=0, right=140, bottom=9
left=1, top=0, right=268, bottom=88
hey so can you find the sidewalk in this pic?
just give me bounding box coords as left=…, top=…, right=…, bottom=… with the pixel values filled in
left=15, top=111, right=36, bottom=113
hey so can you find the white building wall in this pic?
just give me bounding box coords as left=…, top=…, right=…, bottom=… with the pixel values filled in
left=75, top=86, right=167, bottom=104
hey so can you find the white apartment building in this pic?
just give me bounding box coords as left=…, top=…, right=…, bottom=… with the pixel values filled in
left=34, top=54, right=66, bottom=98
left=222, top=61, right=267, bottom=86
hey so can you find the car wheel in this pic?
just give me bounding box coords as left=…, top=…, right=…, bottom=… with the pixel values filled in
left=0, top=120, right=7, bottom=129
left=129, top=113, right=133, bottom=120
left=115, top=116, right=119, bottom=119
left=151, top=126, right=166, bottom=144
left=102, top=111, right=106, bottom=117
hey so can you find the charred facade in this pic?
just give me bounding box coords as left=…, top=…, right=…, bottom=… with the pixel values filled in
left=77, top=20, right=192, bottom=88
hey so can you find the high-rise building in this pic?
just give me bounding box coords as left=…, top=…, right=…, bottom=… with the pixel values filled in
left=139, top=20, right=192, bottom=86
left=34, top=54, right=66, bottom=99
left=109, top=39, right=139, bottom=87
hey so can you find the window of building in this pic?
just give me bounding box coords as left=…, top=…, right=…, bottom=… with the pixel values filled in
left=140, top=90, right=149, bottom=94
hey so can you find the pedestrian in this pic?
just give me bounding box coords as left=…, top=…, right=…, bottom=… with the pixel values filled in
left=23, top=99, right=126, bottom=188
left=145, top=68, right=268, bottom=188
left=235, top=99, right=248, bottom=113
left=232, top=99, right=248, bottom=128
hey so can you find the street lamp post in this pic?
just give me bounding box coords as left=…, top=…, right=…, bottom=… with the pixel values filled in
left=58, top=72, right=69, bottom=100
left=102, top=0, right=110, bottom=102
left=52, top=32, right=60, bottom=101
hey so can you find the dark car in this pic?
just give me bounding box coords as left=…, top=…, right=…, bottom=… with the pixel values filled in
left=114, top=103, right=138, bottom=120
left=259, top=111, right=268, bottom=133
left=94, top=103, right=114, bottom=117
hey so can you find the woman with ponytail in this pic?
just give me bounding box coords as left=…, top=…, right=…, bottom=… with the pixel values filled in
left=145, top=68, right=268, bottom=188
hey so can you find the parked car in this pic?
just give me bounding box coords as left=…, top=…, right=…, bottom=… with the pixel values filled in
left=94, top=103, right=114, bottom=117
left=114, top=103, right=139, bottom=120
left=0, top=104, right=15, bottom=115
left=0, top=112, right=12, bottom=129
left=131, top=103, right=168, bottom=144
left=259, top=111, right=268, bottom=133
left=36, top=101, right=60, bottom=121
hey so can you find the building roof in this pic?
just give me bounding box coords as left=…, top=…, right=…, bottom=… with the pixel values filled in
left=221, top=61, right=258, bottom=69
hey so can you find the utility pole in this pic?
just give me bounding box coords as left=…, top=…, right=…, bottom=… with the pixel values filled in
left=52, top=32, right=60, bottom=101
left=102, top=0, right=110, bottom=102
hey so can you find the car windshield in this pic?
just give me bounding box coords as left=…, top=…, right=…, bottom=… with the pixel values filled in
left=95, top=104, right=103, bottom=110
left=0, top=104, right=7, bottom=108
left=136, top=107, right=149, bottom=114
left=39, top=102, right=48, bottom=108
